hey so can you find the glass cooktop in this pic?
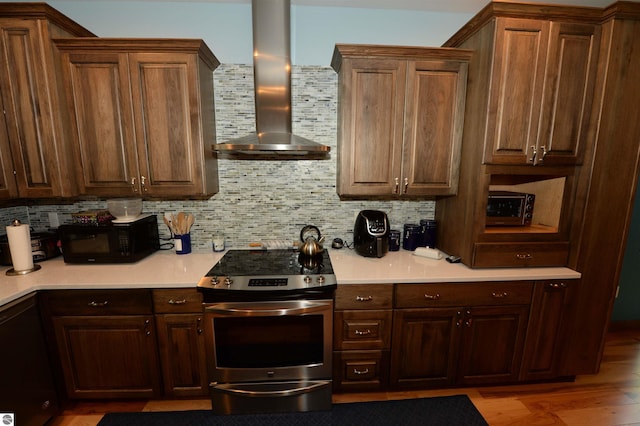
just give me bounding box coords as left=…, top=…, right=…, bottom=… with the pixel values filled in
left=206, top=249, right=334, bottom=277
left=198, top=249, right=337, bottom=295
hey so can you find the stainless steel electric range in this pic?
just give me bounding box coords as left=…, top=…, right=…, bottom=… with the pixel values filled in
left=197, top=249, right=337, bottom=415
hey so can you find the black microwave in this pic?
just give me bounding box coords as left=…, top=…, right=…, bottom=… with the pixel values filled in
left=59, top=214, right=160, bottom=263
left=486, top=191, right=535, bottom=226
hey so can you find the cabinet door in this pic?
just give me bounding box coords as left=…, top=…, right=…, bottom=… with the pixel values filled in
left=0, top=295, right=58, bottom=426
left=155, top=313, right=208, bottom=397
left=0, top=89, right=17, bottom=199
left=457, top=305, right=529, bottom=385
left=60, top=51, right=140, bottom=196
left=484, top=18, right=550, bottom=165
left=337, top=58, right=405, bottom=197
left=521, top=280, right=575, bottom=381
left=403, top=60, right=467, bottom=196
left=52, top=315, right=161, bottom=399
left=536, top=22, right=600, bottom=166
left=129, top=52, right=206, bottom=197
left=390, top=308, right=462, bottom=388
left=0, top=19, right=70, bottom=198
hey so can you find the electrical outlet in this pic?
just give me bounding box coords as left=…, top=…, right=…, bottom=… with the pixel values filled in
left=48, top=212, right=60, bottom=228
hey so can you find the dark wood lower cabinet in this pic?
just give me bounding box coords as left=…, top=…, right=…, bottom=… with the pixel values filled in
left=456, top=305, right=529, bottom=385
left=0, top=294, right=58, bottom=426
left=390, top=307, right=461, bottom=388
left=390, top=304, right=529, bottom=388
left=155, top=313, right=208, bottom=397
left=51, top=315, right=161, bottom=399
left=521, top=279, right=576, bottom=381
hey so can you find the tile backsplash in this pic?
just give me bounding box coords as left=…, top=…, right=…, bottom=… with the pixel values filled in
left=1, top=64, right=435, bottom=250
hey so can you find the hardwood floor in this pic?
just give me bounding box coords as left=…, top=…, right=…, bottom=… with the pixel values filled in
left=50, top=329, right=640, bottom=426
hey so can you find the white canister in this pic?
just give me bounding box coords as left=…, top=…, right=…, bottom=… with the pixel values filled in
left=212, top=235, right=225, bottom=252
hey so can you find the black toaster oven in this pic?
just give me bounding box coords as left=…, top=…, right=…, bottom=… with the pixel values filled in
left=486, top=191, right=535, bottom=226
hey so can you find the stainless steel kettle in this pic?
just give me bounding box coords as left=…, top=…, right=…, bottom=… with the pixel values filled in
left=299, top=225, right=325, bottom=256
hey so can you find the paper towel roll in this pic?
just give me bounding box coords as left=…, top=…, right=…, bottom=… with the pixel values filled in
left=6, top=223, right=34, bottom=272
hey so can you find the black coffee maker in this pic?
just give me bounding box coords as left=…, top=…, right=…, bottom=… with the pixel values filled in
left=353, top=210, right=389, bottom=258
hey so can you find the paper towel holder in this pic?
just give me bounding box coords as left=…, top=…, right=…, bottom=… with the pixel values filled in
left=5, top=219, right=41, bottom=276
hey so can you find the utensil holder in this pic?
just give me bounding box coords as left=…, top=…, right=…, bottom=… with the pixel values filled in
left=174, top=234, right=191, bottom=255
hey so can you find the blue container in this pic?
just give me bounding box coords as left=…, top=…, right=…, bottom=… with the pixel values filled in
left=402, top=224, right=421, bottom=251
left=174, top=234, right=192, bottom=255
left=420, top=219, right=438, bottom=248
left=388, top=229, right=401, bottom=251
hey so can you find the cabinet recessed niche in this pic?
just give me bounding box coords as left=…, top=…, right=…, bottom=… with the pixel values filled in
left=487, top=176, right=566, bottom=234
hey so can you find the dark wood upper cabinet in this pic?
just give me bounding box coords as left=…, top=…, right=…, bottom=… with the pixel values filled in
left=55, top=39, right=220, bottom=199
left=331, top=45, right=471, bottom=198
left=0, top=5, right=94, bottom=201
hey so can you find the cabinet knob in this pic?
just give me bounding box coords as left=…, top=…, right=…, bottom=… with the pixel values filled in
left=394, top=178, right=399, bottom=194
left=352, top=368, right=370, bottom=375
left=131, top=177, right=138, bottom=192
left=168, top=298, right=187, bottom=305
left=528, top=146, right=537, bottom=163
left=355, top=295, right=373, bottom=302
left=354, top=329, right=372, bottom=336
left=404, top=177, right=409, bottom=194
left=88, top=301, right=109, bottom=307
left=491, top=291, right=508, bottom=298
left=547, top=282, right=567, bottom=289
left=515, top=253, right=533, bottom=260
left=424, top=293, right=441, bottom=300
left=141, top=175, right=147, bottom=192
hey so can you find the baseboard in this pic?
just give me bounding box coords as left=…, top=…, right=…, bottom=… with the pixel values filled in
left=609, top=320, right=640, bottom=332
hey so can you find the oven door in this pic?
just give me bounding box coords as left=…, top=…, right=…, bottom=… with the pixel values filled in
left=204, top=299, right=333, bottom=383
left=203, top=299, right=333, bottom=414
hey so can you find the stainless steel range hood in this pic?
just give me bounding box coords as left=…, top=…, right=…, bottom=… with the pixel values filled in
left=213, top=0, right=330, bottom=157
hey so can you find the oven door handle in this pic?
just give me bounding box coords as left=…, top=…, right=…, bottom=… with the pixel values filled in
left=211, top=380, right=330, bottom=398
left=205, top=300, right=331, bottom=316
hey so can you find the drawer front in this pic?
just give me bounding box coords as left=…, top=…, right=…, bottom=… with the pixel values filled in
left=395, top=282, right=534, bottom=308
left=153, top=288, right=203, bottom=313
left=473, top=242, right=569, bottom=268
left=333, top=350, right=389, bottom=392
left=335, top=284, right=393, bottom=310
left=334, top=310, right=392, bottom=350
left=43, top=289, right=152, bottom=315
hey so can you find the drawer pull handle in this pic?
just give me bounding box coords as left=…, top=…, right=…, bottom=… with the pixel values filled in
left=168, top=298, right=187, bottom=305
left=515, top=253, right=533, bottom=260
left=353, top=368, right=370, bottom=375
left=424, top=293, right=441, bottom=300
left=491, top=292, right=508, bottom=298
left=548, top=282, right=567, bottom=289
left=355, top=296, right=373, bottom=302
left=88, top=301, right=109, bottom=307
left=354, top=329, right=372, bottom=336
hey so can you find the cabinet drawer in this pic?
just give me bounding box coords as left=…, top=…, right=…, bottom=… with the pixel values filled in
left=153, top=289, right=203, bottom=313
left=473, top=242, right=569, bottom=268
left=334, top=310, right=392, bottom=350
left=335, top=284, right=393, bottom=310
left=333, top=350, right=389, bottom=392
left=42, top=289, right=152, bottom=315
left=395, top=282, right=534, bottom=308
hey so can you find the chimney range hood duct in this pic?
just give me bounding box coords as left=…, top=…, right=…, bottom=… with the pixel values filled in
left=213, top=0, right=330, bottom=157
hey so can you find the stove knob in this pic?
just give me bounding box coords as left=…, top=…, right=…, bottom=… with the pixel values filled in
left=304, top=276, right=312, bottom=284
left=317, top=275, right=325, bottom=284
left=224, top=276, right=233, bottom=287
left=210, top=276, right=219, bottom=286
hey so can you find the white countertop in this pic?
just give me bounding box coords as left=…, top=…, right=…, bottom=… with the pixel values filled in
left=330, top=248, right=581, bottom=284
left=0, top=248, right=581, bottom=306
